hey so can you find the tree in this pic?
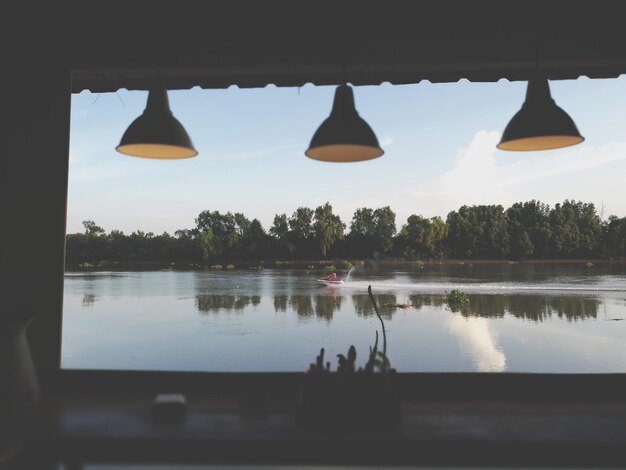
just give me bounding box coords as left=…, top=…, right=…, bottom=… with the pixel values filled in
left=346, top=206, right=396, bottom=258
left=199, top=228, right=220, bottom=262
left=269, top=213, right=294, bottom=258
left=108, top=229, right=130, bottom=261
left=399, top=215, right=448, bottom=259
left=372, top=206, right=397, bottom=254
left=603, top=215, right=626, bottom=258
left=313, top=202, right=345, bottom=257
left=234, top=212, right=251, bottom=238
left=506, top=200, right=552, bottom=259
left=289, top=207, right=314, bottom=240
left=446, top=205, right=509, bottom=258
left=82, top=220, right=105, bottom=236
left=347, top=208, right=377, bottom=257
left=173, top=228, right=202, bottom=262
left=240, top=218, right=268, bottom=259
left=289, top=207, right=315, bottom=257
left=350, top=208, right=376, bottom=236
left=549, top=200, right=602, bottom=258
left=269, top=213, right=289, bottom=240
left=195, top=210, right=239, bottom=256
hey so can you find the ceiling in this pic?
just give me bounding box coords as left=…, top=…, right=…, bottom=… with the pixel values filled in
left=20, top=2, right=626, bottom=93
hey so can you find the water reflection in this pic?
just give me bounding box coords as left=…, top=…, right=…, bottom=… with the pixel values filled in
left=447, top=315, right=506, bottom=372
left=287, top=295, right=343, bottom=321
left=63, top=267, right=626, bottom=372
left=352, top=294, right=397, bottom=318
left=403, top=262, right=626, bottom=283
left=195, top=291, right=601, bottom=323
left=288, top=295, right=314, bottom=317
left=273, top=295, right=288, bottom=312
left=409, top=293, right=598, bottom=322
left=195, top=294, right=261, bottom=313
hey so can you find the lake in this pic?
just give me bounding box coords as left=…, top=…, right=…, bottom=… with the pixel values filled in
left=61, top=262, right=626, bottom=373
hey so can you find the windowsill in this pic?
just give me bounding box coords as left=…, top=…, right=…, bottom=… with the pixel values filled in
left=14, top=369, right=626, bottom=467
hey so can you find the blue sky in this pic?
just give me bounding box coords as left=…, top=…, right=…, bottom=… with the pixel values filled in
left=67, top=76, right=626, bottom=235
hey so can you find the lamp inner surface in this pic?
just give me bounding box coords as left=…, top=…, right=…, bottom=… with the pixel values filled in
left=116, top=143, right=198, bottom=159
left=497, top=135, right=584, bottom=151
left=305, top=144, right=384, bottom=162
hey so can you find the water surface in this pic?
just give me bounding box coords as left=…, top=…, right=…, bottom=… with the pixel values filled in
left=61, top=263, right=626, bottom=373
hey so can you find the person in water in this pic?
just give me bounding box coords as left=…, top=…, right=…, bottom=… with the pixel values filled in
left=321, top=272, right=337, bottom=281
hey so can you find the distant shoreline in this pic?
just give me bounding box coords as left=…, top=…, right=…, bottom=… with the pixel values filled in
left=64, top=257, right=626, bottom=271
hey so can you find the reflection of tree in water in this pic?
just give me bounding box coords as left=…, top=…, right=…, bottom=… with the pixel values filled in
left=407, top=293, right=599, bottom=322
left=289, top=295, right=314, bottom=317
left=195, top=290, right=599, bottom=322
left=273, top=295, right=288, bottom=312
left=545, top=297, right=598, bottom=321
left=195, top=294, right=260, bottom=313
left=352, top=294, right=396, bottom=318
left=409, top=294, right=444, bottom=309
left=473, top=295, right=598, bottom=322
left=313, top=295, right=343, bottom=321
left=285, top=294, right=344, bottom=320
left=462, top=295, right=506, bottom=318
left=82, top=294, right=96, bottom=306
left=506, top=296, right=551, bottom=321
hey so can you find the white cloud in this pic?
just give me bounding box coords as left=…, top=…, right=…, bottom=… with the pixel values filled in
left=394, top=130, right=626, bottom=222
left=380, top=136, right=395, bottom=148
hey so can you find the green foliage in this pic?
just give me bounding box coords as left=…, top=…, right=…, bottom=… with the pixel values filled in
left=399, top=215, right=448, bottom=259
left=82, top=220, right=105, bottom=236
left=446, top=205, right=510, bottom=258
left=411, top=260, right=425, bottom=269
left=226, top=264, right=235, bottom=270
left=335, top=259, right=354, bottom=270
left=444, top=289, right=469, bottom=312
left=65, top=200, right=623, bottom=268
left=604, top=215, right=626, bottom=258
left=313, top=202, right=345, bottom=258
left=199, top=228, right=220, bottom=261
left=549, top=200, right=602, bottom=258
left=347, top=206, right=397, bottom=257
left=210, top=264, right=223, bottom=269
left=506, top=200, right=551, bottom=259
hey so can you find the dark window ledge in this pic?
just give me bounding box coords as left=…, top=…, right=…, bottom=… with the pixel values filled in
left=9, top=370, right=626, bottom=467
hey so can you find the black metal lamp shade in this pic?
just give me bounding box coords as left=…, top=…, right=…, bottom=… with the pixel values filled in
left=305, top=85, right=384, bottom=162
left=116, top=87, right=198, bottom=159
left=497, top=77, right=584, bottom=151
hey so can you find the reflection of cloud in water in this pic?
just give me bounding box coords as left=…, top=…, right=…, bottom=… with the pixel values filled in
left=447, top=315, right=506, bottom=372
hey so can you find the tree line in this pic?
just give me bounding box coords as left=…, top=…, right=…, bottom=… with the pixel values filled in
left=65, top=200, right=626, bottom=266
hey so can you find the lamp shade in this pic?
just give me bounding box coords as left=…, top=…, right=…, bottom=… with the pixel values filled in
left=305, top=85, right=384, bottom=162
left=116, top=86, right=198, bottom=159
left=497, top=77, right=584, bottom=151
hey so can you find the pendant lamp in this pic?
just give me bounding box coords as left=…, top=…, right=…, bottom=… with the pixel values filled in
left=116, top=86, right=198, bottom=159
left=497, top=77, right=584, bottom=151
left=305, top=84, right=384, bottom=162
